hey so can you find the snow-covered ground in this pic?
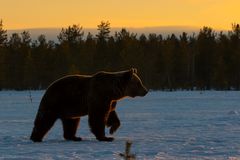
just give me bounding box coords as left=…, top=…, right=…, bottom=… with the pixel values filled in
left=0, top=91, right=240, bottom=160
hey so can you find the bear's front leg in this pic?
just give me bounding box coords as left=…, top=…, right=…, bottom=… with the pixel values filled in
left=88, top=106, right=114, bottom=142
left=107, top=110, right=121, bottom=135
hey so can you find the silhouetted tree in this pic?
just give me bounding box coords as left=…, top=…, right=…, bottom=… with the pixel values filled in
left=57, top=25, right=84, bottom=75
left=0, top=20, right=7, bottom=89
left=94, top=21, right=111, bottom=70
left=143, top=33, right=161, bottom=88
left=228, top=24, right=240, bottom=89
left=82, top=32, right=96, bottom=73
left=187, top=33, right=197, bottom=89
left=114, top=28, right=137, bottom=70
left=153, top=34, right=166, bottom=89
left=0, top=20, right=7, bottom=46
left=196, top=27, right=216, bottom=89
left=58, top=24, right=84, bottom=44
left=5, top=32, right=32, bottom=89
left=96, top=21, right=111, bottom=42
left=177, top=32, right=190, bottom=88
left=118, top=31, right=141, bottom=69
left=161, top=34, right=180, bottom=90
left=30, top=34, right=56, bottom=88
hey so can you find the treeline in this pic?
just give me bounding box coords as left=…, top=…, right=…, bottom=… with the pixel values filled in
left=0, top=20, right=240, bottom=90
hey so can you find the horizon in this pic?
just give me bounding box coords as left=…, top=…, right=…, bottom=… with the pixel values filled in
left=1, top=0, right=240, bottom=30
left=6, top=25, right=224, bottom=41
left=6, top=25, right=230, bottom=42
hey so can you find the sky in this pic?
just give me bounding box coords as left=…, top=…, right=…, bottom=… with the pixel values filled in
left=1, top=0, right=240, bottom=30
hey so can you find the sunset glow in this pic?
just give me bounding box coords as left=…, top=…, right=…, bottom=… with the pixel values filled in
left=1, top=0, right=240, bottom=30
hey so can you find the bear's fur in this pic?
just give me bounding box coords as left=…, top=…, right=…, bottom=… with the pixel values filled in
left=30, top=68, right=148, bottom=142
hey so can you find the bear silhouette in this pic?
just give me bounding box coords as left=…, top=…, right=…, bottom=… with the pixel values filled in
left=30, top=68, right=148, bottom=142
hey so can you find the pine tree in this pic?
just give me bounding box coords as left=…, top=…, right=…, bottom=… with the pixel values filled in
left=0, top=20, right=7, bottom=89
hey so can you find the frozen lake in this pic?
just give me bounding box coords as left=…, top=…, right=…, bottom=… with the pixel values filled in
left=0, top=91, right=240, bottom=159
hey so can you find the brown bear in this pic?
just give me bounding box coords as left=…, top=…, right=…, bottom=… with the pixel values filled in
left=30, top=68, right=148, bottom=142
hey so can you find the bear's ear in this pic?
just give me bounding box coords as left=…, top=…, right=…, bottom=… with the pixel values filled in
left=122, top=69, right=134, bottom=82
left=132, top=68, right=137, bottom=74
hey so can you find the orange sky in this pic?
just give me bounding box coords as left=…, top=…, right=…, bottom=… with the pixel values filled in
left=1, top=0, right=240, bottom=30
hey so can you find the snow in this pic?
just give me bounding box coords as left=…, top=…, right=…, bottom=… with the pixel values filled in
left=0, top=91, right=240, bottom=159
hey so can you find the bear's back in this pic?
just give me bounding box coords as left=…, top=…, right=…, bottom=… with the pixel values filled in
left=47, top=75, right=92, bottom=93
left=41, top=75, right=92, bottom=108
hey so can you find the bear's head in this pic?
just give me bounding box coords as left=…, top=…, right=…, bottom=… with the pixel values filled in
left=92, top=68, right=148, bottom=100
left=123, top=68, right=148, bottom=98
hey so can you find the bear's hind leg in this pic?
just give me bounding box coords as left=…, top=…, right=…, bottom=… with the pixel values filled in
left=61, top=118, right=82, bottom=141
left=30, top=113, right=57, bottom=142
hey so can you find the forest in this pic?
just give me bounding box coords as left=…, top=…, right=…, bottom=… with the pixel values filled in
left=0, top=20, right=240, bottom=90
